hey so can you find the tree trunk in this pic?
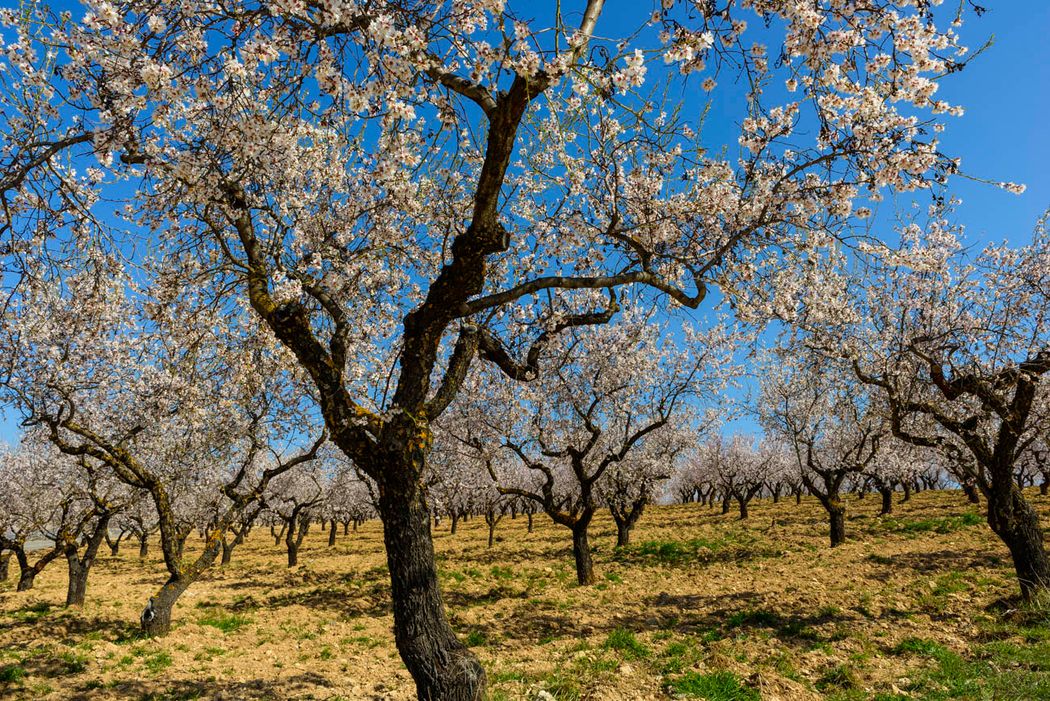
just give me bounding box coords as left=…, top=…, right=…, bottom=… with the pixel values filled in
left=615, top=520, right=630, bottom=548
left=902, top=483, right=911, bottom=502
left=737, top=496, right=749, bottom=520
left=487, top=522, right=495, bottom=548
left=987, top=483, right=1050, bottom=600
left=376, top=470, right=484, bottom=700
left=450, top=513, right=459, bottom=535
left=879, top=487, right=894, bottom=516
left=721, top=493, right=731, bottom=515
left=795, top=490, right=803, bottom=505
left=65, top=514, right=110, bottom=606
left=571, top=521, right=596, bottom=586
left=1040, top=478, right=1049, bottom=497
left=65, top=556, right=90, bottom=607
left=139, top=535, right=149, bottom=559
left=962, top=481, right=981, bottom=504
left=287, top=541, right=299, bottom=567
left=828, top=500, right=846, bottom=547
left=526, top=512, right=533, bottom=533
left=343, top=520, right=350, bottom=535
left=328, top=519, right=337, bottom=547
left=141, top=577, right=192, bottom=636
left=0, top=553, right=8, bottom=582
left=221, top=538, right=234, bottom=566
left=17, top=568, right=36, bottom=591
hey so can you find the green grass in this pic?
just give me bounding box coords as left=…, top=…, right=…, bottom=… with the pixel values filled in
left=667, top=670, right=759, bottom=700
left=58, top=650, right=89, bottom=674
left=890, top=618, right=1050, bottom=700
left=0, top=663, right=26, bottom=684
left=602, top=628, right=648, bottom=659
left=490, top=565, right=514, bottom=580
left=617, top=531, right=772, bottom=566
left=464, top=629, right=487, bottom=647
left=9, top=602, right=52, bottom=623
left=197, top=608, right=252, bottom=634
left=880, top=512, right=983, bottom=535
left=143, top=651, right=173, bottom=673
left=659, top=639, right=702, bottom=675
left=816, top=664, right=858, bottom=692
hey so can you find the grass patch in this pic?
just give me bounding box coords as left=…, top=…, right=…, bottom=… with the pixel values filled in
left=0, top=663, right=26, bottom=684
left=464, top=630, right=488, bottom=647
left=618, top=531, right=773, bottom=566
left=602, top=628, right=648, bottom=659
left=58, top=650, right=89, bottom=674
left=143, top=651, right=173, bottom=673
left=667, top=670, right=759, bottom=700
left=816, top=664, right=858, bottom=692
left=880, top=512, right=983, bottom=535
left=198, top=609, right=252, bottom=634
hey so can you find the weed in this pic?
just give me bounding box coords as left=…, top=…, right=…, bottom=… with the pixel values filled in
left=667, top=670, right=759, bottom=700
left=0, top=663, right=26, bottom=684
left=198, top=609, right=252, bottom=634
left=143, top=651, right=173, bottom=673
left=816, top=664, right=858, bottom=691
left=603, top=628, right=648, bottom=659
left=464, top=630, right=487, bottom=647
left=490, top=565, right=514, bottom=580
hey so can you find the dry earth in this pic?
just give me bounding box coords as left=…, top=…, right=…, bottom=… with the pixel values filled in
left=2, top=490, right=1050, bottom=700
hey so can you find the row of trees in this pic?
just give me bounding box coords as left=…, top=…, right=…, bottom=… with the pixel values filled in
left=1, top=0, right=1045, bottom=697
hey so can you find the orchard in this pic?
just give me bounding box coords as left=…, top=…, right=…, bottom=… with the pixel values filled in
left=0, top=0, right=1047, bottom=699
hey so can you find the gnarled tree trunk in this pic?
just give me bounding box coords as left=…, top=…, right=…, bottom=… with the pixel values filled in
left=571, top=515, right=596, bottom=586
left=65, top=512, right=111, bottom=606
left=376, top=466, right=484, bottom=700
left=879, top=487, right=894, bottom=516
left=987, top=482, right=1050, bottom=600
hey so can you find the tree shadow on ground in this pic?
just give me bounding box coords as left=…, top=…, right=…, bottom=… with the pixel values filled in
left=66, top=672, right=337, bottom=700
left=1, top=603, right=139, bottom=643
left=865, top=548, right=1004, bottom=575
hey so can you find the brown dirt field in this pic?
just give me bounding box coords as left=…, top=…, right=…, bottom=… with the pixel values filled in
left=2, top=490, right=1049, bottom=700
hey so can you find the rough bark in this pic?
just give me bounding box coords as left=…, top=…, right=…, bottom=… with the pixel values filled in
left=377, top=469, right=484, bottom=700
left=328, top=519, right=338, bottom=547
left=65, top=512, right=111, bottom=606
left=571, top=518, right=596, bottom=586
left=827, top=500, right=846, bottom=547
left=987, top=482, right=1050, bottom=600
left=141, top=576, right=193, bottom=636
left=0, top=552, right=8, bottom=582
left=879, top=487, right=894, bottom=516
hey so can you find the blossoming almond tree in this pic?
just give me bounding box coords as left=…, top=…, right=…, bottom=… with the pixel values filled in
left=0, top=0, right=988, bottom=694
left=0, top=250, right=325, bottom=632
left=760, top=354, right=884, bottom=547
left=816, top=213, right=1050, bottom=599
left=448, top=316, right=729, bottom=585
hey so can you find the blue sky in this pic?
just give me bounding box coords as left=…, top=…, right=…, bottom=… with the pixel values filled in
left=1, top=1, right=1047, bottom=446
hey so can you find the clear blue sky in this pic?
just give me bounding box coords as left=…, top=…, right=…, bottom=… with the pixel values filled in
left=1, top=1, right=1047, bottom=446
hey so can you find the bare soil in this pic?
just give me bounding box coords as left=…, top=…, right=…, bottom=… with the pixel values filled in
left=2, top=490, right=1048, bottom=700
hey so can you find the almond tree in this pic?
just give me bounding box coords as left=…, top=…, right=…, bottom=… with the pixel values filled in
left=819, top=213, right=1050, bottom=599
left=761, top=355, right=883, bottom=547
left=265, top=463, right=326, bottom=567
left=0, top=0, right=987, bottom=694
left=451, top=317, right=723, bottom=584
left=598, top=418, right=693, bottom=547
left=0, top=252, right=324, bottom=632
